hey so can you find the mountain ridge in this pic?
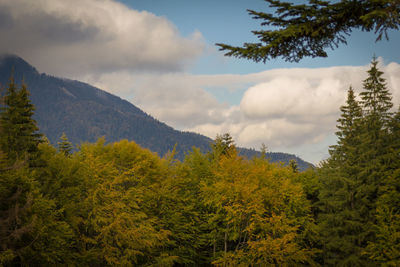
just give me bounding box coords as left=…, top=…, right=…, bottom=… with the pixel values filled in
left=0, top=54, right=312, bottom=169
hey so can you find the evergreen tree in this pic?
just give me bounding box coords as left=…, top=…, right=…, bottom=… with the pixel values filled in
left=330, top=86, right=363, bottom=164
left=318, top=87, right=366, bottom=266
left=318, top=58, right=396, bottom=265
left=357, top=57, right=393, bottom=228
left=210, top=133, right=236, bottom=159
left=0, top=77, right=42, bottom=164
left=57, top=133, right=73, bottom=156
left=217, top=0, right=400, bottom=62
left=360, top=57, right=393, bottom=123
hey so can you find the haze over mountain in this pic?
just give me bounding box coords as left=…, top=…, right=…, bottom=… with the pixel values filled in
left=0, top=55, right=311, bottom=169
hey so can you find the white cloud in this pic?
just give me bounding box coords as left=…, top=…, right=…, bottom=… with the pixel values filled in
left=237, top=119, right=316, bottom=147
left=240, top=77, right=345, bottom=120
left=0, top=0, right=204, bottom=77
left=83, top=62, right=400, bottom=164
left=385, top=62, right=400, bottom=107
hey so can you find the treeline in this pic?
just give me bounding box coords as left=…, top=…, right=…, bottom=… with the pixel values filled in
left=0, top=58, right=399, bottom=266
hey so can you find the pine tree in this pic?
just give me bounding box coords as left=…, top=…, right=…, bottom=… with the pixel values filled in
left=0, top=77, right=42, bottom=165
left=357, top=57, right=393, bottom=228
left=360, top=57, right=393, bottom=124
left=358, top=57, right=393, bottom=176
left=57, top=133, right=73, bottom=156
left=318, top=87, right=366, bottom=266
left=318, top=58, right=396, bottom=265
left=329, top=87, right=363, bottom=165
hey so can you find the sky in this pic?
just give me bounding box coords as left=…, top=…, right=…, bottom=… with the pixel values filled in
left=0, top=0, right=399, bottom=164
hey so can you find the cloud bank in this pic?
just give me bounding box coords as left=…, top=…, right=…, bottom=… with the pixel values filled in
left=84, top=61, right=400, bottom=163
left=0, top=0, right=204, bottom=77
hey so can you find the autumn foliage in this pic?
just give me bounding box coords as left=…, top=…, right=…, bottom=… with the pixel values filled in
left=1, top=58, right=400, bottom=266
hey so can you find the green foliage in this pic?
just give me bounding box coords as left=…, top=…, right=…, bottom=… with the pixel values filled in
left=360, top=57, right=393, bottom=122
left=57, top=132, right=73, bottom=156
left=317, top=57, right=399, bottom=266
left=0, top=77, right=75, bottom=265
left=157, top=148, right=212, bottom=265
left=6, top=60, right=400, bottom=265
left=217, top=0, right=400, bottom=62
left=0, top=162, right=75, bottom=266
left=0, top=77, right=42, bottom=165
left=364, top=206, right=400, bottom=265
left=0, top=167, right=36, bottom=265
left=210, top=133, right=236, bottom=159
left=362, top=106, right=400, bottom=265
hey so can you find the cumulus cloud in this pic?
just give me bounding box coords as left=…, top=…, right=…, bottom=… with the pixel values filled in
left=84, top=61, right=400, bottom=163
left=240, top=77, right=345, bottom=120
left=0, top=0, right=204, bottom=77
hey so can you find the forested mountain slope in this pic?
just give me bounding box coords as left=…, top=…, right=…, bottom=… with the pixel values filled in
left=0, top=54, right=311, bottom=169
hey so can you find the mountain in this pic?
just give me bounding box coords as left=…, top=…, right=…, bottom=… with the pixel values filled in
left=0, top=55, right=312, bottom=169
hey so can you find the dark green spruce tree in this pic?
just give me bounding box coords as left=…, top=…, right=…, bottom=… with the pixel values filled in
left=0, top=77, right=42, bottom=165
left=357, top=57, right=393, bottom=238
left=331, top=87, right=363, bottom=164
left=0, top=77, right=76, bottom=265
left=318, top=57, right=397, bottom=266
left=318, top=86, right=365, bottom=266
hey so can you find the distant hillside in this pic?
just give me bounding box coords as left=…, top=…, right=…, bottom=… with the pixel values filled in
left=0, top=55, right=312, bottom=170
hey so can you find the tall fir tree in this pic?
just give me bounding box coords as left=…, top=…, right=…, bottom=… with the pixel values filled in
left=357, top=57, right=393, bottom=233
left=360, top=57, right=393, bottom=123
left=330, top=86, right=363, bottom=165
left=358, top=57, right=393, bottom=182
left=0, top=77, right=42, bottom=165
left=318, top=58, right=395, bottom=266
left=318, top=87, right=366, bottom=266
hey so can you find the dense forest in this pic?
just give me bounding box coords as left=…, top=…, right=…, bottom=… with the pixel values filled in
left=0, top=57, right=399, bottom=266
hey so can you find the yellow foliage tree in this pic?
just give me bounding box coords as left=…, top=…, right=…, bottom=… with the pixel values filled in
left=200, top=148, right=317, bottom=266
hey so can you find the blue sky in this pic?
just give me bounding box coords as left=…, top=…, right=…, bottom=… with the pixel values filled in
left=122, top=0, right=400, bottom=73
left=1, top=0, right=399, bottom=163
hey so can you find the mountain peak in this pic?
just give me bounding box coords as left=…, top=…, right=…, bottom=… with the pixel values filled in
left=0, top=54, right=39, bottom=82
